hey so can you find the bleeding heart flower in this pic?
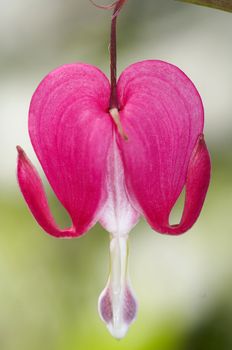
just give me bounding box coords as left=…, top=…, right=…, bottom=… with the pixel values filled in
left=16, top=0, right=211, bottom=339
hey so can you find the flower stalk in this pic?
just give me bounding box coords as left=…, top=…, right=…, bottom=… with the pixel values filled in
left=109, top=0, right=127, bottom=109
left=109, top=0, right=128, bottom=140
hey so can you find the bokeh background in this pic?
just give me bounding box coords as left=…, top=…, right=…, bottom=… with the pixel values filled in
left=0, top=0, right=232, bottom=349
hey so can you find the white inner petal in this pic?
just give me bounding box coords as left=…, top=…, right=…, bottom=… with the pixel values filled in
left=98, top=130, right=139, bottom=338
left=99, top=134, right=139, bottom=237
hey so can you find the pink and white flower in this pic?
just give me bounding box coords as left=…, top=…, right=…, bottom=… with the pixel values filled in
left=16, top=0, right=211, bottom=339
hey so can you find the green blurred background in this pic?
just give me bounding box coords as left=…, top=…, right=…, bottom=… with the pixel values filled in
left=0, top=0, right=232, bottom=349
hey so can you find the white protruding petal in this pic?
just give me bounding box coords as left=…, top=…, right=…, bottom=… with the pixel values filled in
left=98, top=236, right=137, bottom=339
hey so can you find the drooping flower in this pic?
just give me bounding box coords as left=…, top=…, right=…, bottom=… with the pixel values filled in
left=16, top=0, right=211, bottom=339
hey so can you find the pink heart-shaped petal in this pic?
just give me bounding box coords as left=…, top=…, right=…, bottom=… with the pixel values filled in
left=27, top=63, right=112, bottom=235
left=117, top=60, right=210, bottom=234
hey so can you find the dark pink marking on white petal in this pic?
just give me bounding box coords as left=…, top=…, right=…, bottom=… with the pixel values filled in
left=117, top=60, right=210, bottom=234
left=99, top=287, right=113, bottom=324
left=123, top=286, right=137, bottom=324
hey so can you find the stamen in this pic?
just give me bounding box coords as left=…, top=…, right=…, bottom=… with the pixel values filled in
left=109, top=108, right=128, bottom=141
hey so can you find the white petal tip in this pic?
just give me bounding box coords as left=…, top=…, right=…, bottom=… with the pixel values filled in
left=108, top=323, right=129, bottom=340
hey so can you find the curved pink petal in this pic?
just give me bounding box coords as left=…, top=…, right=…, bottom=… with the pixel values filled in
left=168, top=134, right=211, bottom=234
left=28, top=63, right=112, bottom=235
left=17, top=146, right=75, bottom=238
left=117, top=60, right=211, bottom=234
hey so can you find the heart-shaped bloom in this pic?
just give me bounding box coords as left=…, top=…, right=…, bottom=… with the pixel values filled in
left=17, top=59, right=211, bottom=338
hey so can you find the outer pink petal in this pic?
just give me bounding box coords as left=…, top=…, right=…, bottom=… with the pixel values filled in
left=167, top=135, right=211, bottom=234
left=117, top=60, right=211, bottom=234
left=28, top=63, right=112, bottom=235
left=17, top=146, right=75, bottom=237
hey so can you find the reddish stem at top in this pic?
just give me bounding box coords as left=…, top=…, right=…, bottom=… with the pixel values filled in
left=109, top=0, right=127, bottom=110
